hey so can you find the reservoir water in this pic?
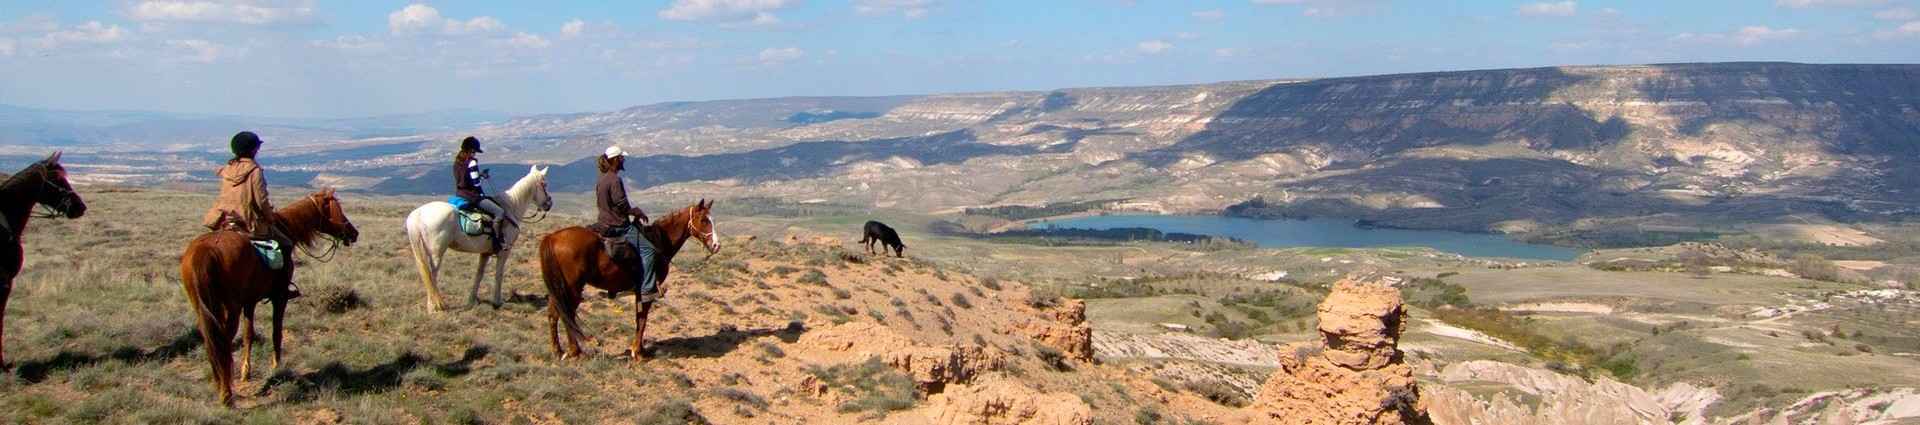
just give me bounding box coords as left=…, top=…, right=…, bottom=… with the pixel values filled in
left=1036, top=215, right=1582, bottom=261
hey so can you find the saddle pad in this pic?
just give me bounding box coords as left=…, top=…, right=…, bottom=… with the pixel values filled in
left=457, top=210, right=492, bottom=236
left=251, top=240, right=286, bottom=271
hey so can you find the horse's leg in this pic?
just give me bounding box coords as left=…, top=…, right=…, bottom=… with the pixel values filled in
left=490, top=249, right=508, bottom=309
left=469, top=253, right=490, bottom=306
left=239, top=305, right=256, bottom=381
left=215, top=304, right=240, bottom=407
left=0, top=279, right=11, bottom=370
left=632, top=296, right=654, bottom=361
left=546, top=304, right=562, bottom=357
left=557, top=291, right=589, bottom=358
left=270, top=298, right=285, bottom=370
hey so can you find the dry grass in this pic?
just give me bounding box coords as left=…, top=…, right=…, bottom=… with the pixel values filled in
left=0, top=188, right=1230, bottom=425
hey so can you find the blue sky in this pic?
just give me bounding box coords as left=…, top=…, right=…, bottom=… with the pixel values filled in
left=0, top=0, right=1915, bottom=117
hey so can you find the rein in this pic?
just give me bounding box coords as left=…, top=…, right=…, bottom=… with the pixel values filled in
left=297, top=192, right=345, bottom=263
left=7, top=162, right=77, bottom=219
left=684, top=206, right=718, bottom=259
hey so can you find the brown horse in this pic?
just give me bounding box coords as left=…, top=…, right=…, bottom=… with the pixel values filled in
left=537, top=199, right=719, bottom=361
left=0, top=152, right=87, bottom=369
left=179, top=188, right=359, bottom=406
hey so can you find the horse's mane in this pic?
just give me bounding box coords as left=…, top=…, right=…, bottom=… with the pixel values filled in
left=272, top=193, right=330, bottom=249
left=639, top=207, right=686, bottom=241
left=0, top=160, right=48, bottom=192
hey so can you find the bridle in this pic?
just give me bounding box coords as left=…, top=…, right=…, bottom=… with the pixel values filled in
left=521, top=181, right=552, bottom=224
left=301, top=192, right=349, bottom=263
left=685, top=206, right=720, bottom=257
left=23, top=163, right=80, bottom=219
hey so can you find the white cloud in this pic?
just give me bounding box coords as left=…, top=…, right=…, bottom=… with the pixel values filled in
left=1517, top=1, right=1577, bottom=17
left=1776, top=0, right=1886, bottom=8
left=1192, top=9, right=1226, bottom=20
left=1213, top=47, right=1239, bottom=58
left=0, top=38, right=14, bottom=56
left=166, top=39, right=221, bottom=63
left=660, top=0, right=797, bottom=22
left=855, top=0, right=937, bottom=19
left=757, top=46, right=804, bottom=65
left=1874, top=20, right=1920, bottom=38
left=310, top=35, right=383, bottom=53
left=1672, top=25, right=1804, bottom=46
left=1733, top=25, right=1803, bottom=44
left=1175, top=32, right=1199, bottom=40
left=125, top=1, right=315, bottom=26
left=509, top=32, right=550, bottom=49
left=1874, top=7, right=1917, bottom=20
left=388, top=4, right=502, bottom=36
left=560, top=19, right=586, bottom=38
left=41, top=21, right=128, bottom=45
left=1252, top=0, right=1386, bottom=17
left=745, top=12, right=781, bottom=26
left=1137, top=40, right=1172, bottom=54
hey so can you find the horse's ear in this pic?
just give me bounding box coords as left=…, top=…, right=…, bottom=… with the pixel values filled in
left=46, top=151, right=61, bottom=164
left=698, top=198, right=710, bottom=210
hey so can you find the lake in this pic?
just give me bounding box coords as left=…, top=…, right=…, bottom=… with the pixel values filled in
left=1036, top=215, right=1582, bottom=261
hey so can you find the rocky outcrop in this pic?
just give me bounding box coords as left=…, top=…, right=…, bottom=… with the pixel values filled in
left=925, top=381, right=1094, bottom=425
left=1246, top=277, right=1431, bottom=424
left=1426, top=360, right=1691, bottom=425
left=884, top=343, right=1007, bottom=394
left=1722, top=388, right=1920, bottom=424
left=798, top=323, right=1003, bottom=394
left=1013, top=298, right=1095, bottom=363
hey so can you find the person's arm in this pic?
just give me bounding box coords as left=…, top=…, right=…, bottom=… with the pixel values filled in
left=609, top=177, right=647, bottom=223
left=455, top=158, right=481, bottom=192
left=249, top=167, right=273, bottom=214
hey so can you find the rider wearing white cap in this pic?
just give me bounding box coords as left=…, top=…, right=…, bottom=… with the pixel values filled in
left=591, top=146, right=657, bottom=297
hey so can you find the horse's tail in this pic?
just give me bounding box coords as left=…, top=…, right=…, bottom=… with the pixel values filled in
left=538, top=230, right=591, bottom=344
left=405, top=213, right=434, bottom=278
left=179, top=241, right=227, bottom=353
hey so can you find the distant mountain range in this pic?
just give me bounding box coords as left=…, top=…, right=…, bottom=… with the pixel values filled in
left=0, top=105, right=510, bottom=149
left=23, top=62, right=1920, bottom=240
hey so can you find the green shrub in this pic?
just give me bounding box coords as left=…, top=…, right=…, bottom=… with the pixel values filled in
left=807, top=358, right=919, bottom=416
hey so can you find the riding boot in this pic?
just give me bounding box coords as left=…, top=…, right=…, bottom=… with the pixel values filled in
left=265, top=227, right=300, bottom=300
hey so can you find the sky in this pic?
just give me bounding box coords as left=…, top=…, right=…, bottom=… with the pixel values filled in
left=0, top=0, right=1916, bottom=118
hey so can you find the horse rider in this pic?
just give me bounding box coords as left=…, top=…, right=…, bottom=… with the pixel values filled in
left=589, top=146, right=657, bottom=300
left=453, top=136, right=513, bottom=253
left=200, top=131, right=299, bottom=300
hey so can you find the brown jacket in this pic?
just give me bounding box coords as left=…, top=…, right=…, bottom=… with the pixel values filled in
left=202, top=159, right=274, bottom=235
left=592, top=170, right=646, bottom=234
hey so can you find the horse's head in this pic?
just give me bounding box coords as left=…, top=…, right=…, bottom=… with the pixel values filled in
left=311, top=188, right=359, bottom=246
left=688, top=199, right=720, bottom=255
left=35, top=151, right=86, bottom=219
left=529, top=165, right=553, bottom=212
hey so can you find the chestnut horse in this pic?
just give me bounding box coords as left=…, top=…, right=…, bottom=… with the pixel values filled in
left=179, top=189, right=359, bottom=406
left=537, top=199, right=719, bottom=361
left=0, top=152, right=87, bottom=369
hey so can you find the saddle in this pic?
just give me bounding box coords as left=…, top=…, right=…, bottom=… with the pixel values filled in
left=447, top=196, right=495, bottom=237
left=599, top=224, right=660, bottom=302
left=211, top=213, right=287, bottom=271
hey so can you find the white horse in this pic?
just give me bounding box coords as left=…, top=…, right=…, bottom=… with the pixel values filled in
left=404, top=166, right=553, bottom=311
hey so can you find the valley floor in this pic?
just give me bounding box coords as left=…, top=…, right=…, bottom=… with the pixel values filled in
left=2, top=189, right=1917, bottom=424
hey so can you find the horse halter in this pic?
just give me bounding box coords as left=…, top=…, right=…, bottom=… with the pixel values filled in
left=28, top=162, right=80, bottom=219
left=302, top=192, right=355, bottom=262
left=685, top=206, right=720, bottom=255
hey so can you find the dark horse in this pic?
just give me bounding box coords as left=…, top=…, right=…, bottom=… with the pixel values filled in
left=538, top=200, right=719, bottom=361
left=0, top=152, right=87, bottom=369
left=180, top=188, right=358, bottom=406
left=862, top=220, right=904, bottom=257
